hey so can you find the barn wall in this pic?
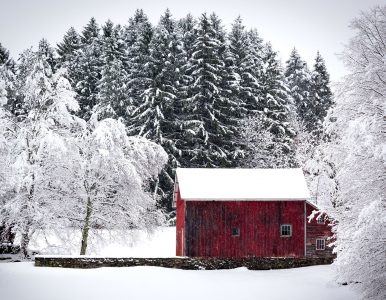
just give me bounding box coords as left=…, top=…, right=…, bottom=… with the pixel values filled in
left=305, top=203, right=334, bottom=258
left=184, top=201, right=305, bottom=258
left=175, top=188, right=185, bottom=256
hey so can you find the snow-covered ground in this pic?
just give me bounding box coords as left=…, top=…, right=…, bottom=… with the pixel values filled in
left=0, top=263, right=358, bottom=300
left=0, top=227, right=359, bottom=300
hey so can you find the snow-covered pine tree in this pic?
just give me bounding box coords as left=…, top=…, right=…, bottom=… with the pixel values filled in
left=284, top=48, right=312, bottom=128
left=0, top=44, right=17, bottom=116
left=179, top=13, right=238, bottom=168
left=56, top=27, right=81, bottom=67
left=227, top=18, right=267, bottom=165
left=0, top=42, right=15, bottom=71
left=129, top=9, right=183, bottom=210
left=285, top=50, right=335, bottom=207
left=100, top=20, right=127, bottom=64
left=228, top=17, right=261, bottom=116
left=123, top=9, right=153, bottom=114
left=37, top=39, right=56, bottom=72
left=259, top=43, right=296, bottom=167
left=177, top=14, right=197, bottom=117
left=68, top=18, right=102, bottom=120
left=0, top=43, right=82, bottom=257
left=247, top=28, right=265, bottom=88
left=95, top=20, right=130, bottom=120
left=175, top=14, right=197, bottom=164
left=210, top=13, right=244, bottom=165
left=309, top=51, right=333, bottom=134
left=81, top=17, right=100, bottom=45
left=178, top=14, right=197, bottom=68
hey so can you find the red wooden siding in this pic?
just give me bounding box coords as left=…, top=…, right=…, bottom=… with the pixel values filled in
left=305, top=203, right=334, bottom=258
left=183, top=201, right=305, bottom=258
left=175, top=188, right=184, bottom=256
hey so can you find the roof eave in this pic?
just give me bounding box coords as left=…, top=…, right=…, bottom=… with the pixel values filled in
left=182, top=197, right=311, bottom=201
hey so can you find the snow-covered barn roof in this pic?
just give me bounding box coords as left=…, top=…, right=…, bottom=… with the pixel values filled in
left=175, top=168, right=311, bottom=201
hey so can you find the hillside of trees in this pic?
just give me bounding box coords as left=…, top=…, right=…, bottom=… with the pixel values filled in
left=2, top=10, right=333, bottom=211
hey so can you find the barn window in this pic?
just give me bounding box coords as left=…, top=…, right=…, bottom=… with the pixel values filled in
left=316, top=239, right=325, bottom=250
left=317, top=216, right=324, bottom=224
left=280, top=224, right=292, bottom=237
left=232, top=228, right=240, bottom=236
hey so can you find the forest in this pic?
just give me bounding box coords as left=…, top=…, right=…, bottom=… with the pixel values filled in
left=0, top=5, right=385, bottom=300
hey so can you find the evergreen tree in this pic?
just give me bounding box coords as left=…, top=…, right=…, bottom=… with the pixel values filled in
left=124, top=9, right=153, bottom=113
left=0, top=43, right=16, bottom=115
left=0, top=42, right=15, bottom=71
left=68, top=18, right=102, bottom=120
left=309, top=51, right=333, bottom=133
left=284, top=48, right=312, bottom=126
left=101, top=20, right=127, bottom=63
left=178, top=14, right=196, bottom=63
left=180, top=13, right=238, bottom=168
left=95, top=20, right=129, bottom=120
left=228, top=17, right=262, bottom=115
left=129, top=9, right=183, bottom=209
left=81, top=17, right=100, bottom=45
left=177, top=14, right=197, bottom=114
left=96, top=58, right=129, bottom=120
left=37, top=39, right=56, bottom=72
left=56, top=27, right=81, bottom=67
left=259, top=43, right=296, bottom=166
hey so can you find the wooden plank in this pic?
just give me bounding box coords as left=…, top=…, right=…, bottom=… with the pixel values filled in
left=184, top=201, right=306, bottom=257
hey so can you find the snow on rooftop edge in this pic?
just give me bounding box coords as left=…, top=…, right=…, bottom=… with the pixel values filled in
left=176, top=168, right=311, bottom=201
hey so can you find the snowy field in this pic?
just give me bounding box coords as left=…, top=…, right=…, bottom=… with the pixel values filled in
left=0, top=263, right=358, bottom=300
left=0, top=227, right=359, bottom=300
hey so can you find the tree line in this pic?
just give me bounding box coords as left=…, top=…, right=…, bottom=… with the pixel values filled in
left=57, top=9, right=332, bottom=209
left=0, top=9, right=333, bottom=255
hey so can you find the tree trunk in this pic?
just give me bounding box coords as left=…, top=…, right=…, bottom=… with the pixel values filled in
left=80, top=196, right=92, bottom=255
left=20, top=224, right=30, bottom=258
left=153, top=177, right=159, bottom=200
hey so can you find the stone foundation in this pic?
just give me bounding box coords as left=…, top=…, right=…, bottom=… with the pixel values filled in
left=35, top=256, right=333, bottom=270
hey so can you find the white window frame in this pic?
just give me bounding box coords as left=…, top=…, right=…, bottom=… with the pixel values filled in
left=280, top=224, right=292, bottom=237
left=316, top=238, right=325, bottom=250
left=317, top=216, right=324, bottom=224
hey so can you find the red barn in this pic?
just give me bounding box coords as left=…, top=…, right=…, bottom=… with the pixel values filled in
left=174, top=168, right=333, bottom=258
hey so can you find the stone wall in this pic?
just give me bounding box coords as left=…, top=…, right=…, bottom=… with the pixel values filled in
left=35, top=256, right=333, bottom=270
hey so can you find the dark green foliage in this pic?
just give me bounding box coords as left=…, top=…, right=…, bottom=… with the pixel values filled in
left=309, top=52, right=333, bottom=133
left=0, top=42, right=15, bottom=71
left=124, top=9, right=154, bottom=111
left=57, top=27, right=81, bottom=66
left=285, top=48, right=311, bottom=124
left=178, top=13, right=241, bottom=168
left=95, top=20, right=130, bottom=120
left=129, top=9, right=183, bottom=210
left=259, top=44, right=296, bottom=166
left=37, top=39, right=56, bottom=72
left=29, top=10, right=332, bottom=212
left=68, top=18, right=103, bottom=120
